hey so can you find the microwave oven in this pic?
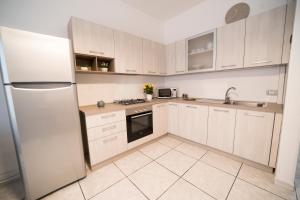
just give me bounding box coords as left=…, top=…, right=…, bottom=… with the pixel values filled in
left=157, top=88, right=177, bottom=98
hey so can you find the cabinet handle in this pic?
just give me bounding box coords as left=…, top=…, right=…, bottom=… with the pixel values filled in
left=252, top=60, right=271, bottom=64
left=213, top=109, right=229, bottom=113
left=126, top=69, right=137, bottom=72
left=221, top=64, right=236, bottom=68
left=101, top=113, right=116, bottom=119
left=244, top=113, right=265, bottom=118
left=89, top=50, right=104, bottom=55
left=169, top=104, right=177, bottom=106
left=102, top=125, right=117, bottom=132
left=102, top=135, right=118, bottom=144
left=148, top=71, right=156, bottom=74
left=186, top=105, right=197, bottom=109
left=176, top=70, right=185, bottom=73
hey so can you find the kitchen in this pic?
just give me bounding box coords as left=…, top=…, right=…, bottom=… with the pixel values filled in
left=0, top=0, right=300, bottom=200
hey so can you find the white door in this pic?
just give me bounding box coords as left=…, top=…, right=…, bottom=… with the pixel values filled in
left=216, top=20, right=245, bottom=70
left=234, top=110, right=274, bottom=165
left=168, top=103, right=179, bottom=135
left=142, top=39, right=157, bottom=74
left=207, top=107, right=236, bottom=153
left=179, top=104, right=208, bottom=144
left=175, top=40, right=187, bottom=73
left=153, top=103, right=168, bottom=138
left=157, top=44, right=167, bottom=75
left=114, top=31, right=142, bottom=74
left=244, top=6, right=286, bottom=67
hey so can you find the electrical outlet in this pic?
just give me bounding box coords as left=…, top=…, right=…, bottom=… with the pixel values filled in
left=266, top=89, right=278, bottom=96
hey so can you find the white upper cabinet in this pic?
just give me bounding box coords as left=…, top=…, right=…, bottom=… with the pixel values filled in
left=70, top=17, right=114, bottom=58
left=157, top=43, right=167, bottom=75
left=179, top=104, right=208, bottom=144
left=168, top=103, right=179, bottom=135
left=234, top=110, right=275, bottom=165
left=244, top=6, right=286, bottom=68
left=142, top=39, right=158, bottom=74
left=216, top=20, right=246, bottom=70
left=153, top=103, right=168, bottom=138
left=175, top=40, right=187, bottom=73
left=114, top=31, right=142, bottom=74
left=282, top=0, right=296, bottom=64
left=166, top=43, right=176, bottom=75
left=207, top=107, right=236, bottom=153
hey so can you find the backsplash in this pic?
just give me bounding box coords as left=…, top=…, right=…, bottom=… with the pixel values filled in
left=76, top=74, right=164, bottom=106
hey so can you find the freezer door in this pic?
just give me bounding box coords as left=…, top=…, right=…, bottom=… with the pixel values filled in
left=5, top=84, right=86, bottom=200
left=0, top=27, right=75, bottom=83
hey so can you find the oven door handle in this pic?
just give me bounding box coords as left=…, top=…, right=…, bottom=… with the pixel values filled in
left=130, top=112, right=152, bottom=119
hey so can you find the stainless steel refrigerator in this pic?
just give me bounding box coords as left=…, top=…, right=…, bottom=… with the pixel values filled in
left=0, top=27, right=86, bottom=200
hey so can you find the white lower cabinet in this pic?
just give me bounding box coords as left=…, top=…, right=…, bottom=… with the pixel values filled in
left=207, top=107, right=236, bottom=153
left=88, top=132, right=127, bottom=165
left=168, top=103, right=179, bottom=135
left=179, top=104, right=208, bottom=144
left=234, top=110, right=274, bottom=165
left=153, top=103, right=168, bottom=138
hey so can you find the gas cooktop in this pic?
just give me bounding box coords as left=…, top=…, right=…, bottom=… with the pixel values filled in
left=114, top=99, right=146, bottom=105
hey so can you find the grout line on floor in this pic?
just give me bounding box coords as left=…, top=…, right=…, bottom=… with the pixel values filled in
left=198, top=158, right=241, bottom=177
left=77, top=181, right=87, bottom=200
left=225, top=162, right=243, bottom=200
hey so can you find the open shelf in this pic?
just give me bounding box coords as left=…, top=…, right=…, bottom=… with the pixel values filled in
left=74, top=54, right=115, bottom=73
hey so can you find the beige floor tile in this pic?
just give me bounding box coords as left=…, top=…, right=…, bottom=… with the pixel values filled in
left=0, top=178, right=24, bottom=200
left=139, top=142, right=171, bottom=159
left=114, top=151, right=152, bottom=176
left=158, top=136, right=183, bottom=148
left=228, top=179, right=283, bottom=200
left=201, top=151, right=242, bottom=176
left=129, top=162, right=178, bottom=200
left=79, top=163, right=125, bottom=199
left=158, top=179, right=215, bottom=200
left=239, top=164, right=295, bottom=199
left=42, top=182, right=84, bottom=200
left=91, top=178, right=147, bottom=200
left=175, top=142, right=207, bottom=159
left=183, top=162, right=235, bottom=200
left=156, top=150, right=197, bottom=176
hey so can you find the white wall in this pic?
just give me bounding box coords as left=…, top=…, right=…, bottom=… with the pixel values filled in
left=0, top=0, right=164, bottom=43
left=275, top=0, right=300, bottom=187
left=76, top=74, right=164, bottom=106
left=164, top=0, right=287, bottom=43
left=164, top=66, right=285, bottom=103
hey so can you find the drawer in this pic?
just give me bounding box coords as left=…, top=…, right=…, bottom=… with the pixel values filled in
left=88, top=132, right=127, bottom=165
left=87, top=121, right=126, bottom=141
left=86, top=110, right=125, bottom=128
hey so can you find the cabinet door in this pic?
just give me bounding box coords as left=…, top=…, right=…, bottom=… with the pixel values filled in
left=179, top=104, right=208, bottom=144
left=153, top=103, right=168, bottom=138
left=234, top=110, right=274, bottom=165
left=114, top=31, right=142, bottom=74
left=168, top=103, right=179, bottom=135
left=244, top=6, right=286, bottom=67
left=142, top=39, right=157, bottom=74
left=282, top=1, right=296, bottom=64
left=207, top=107, right=236, bottom=153
left=216, top=20, right=245, bottom=70
left=157, top=44, right=167, bottom=75
left=70, top=17, right=114, bottom=58
left=166, top=43, right=176, bottom=75
left=175, top=40, right=187, bottom=73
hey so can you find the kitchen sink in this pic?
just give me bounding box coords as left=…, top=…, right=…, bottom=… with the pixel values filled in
left=224, top=101, right=268, bottom=108
left=196, top=98, right=226, bottom=104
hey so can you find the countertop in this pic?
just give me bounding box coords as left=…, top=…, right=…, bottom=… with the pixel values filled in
left=79, top=98, right=283, bottom=116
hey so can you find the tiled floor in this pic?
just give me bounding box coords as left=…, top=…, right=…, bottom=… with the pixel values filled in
left=0, top=135, right=297, bottom=200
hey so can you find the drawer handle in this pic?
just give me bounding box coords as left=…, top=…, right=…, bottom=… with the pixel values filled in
left=89, top=50, right=104, bottom=55
left=176, top=70, right=185, bottom=73
left=101, top=113, right=116, bottom=119
left=252, top=60, right=271, bottom=64
left=103, top=136, right=118, bottom=144
left=186, top=105, right=197, bottom=109
left=102, top=125, right=117, bottom=132
left=221, top=64, right=236, bottom=68
left=148, top=71, right=156, bottom=74
left=169, top=104, right=177, bottom=106
left=245, top=113, right=265, bottom=118
left=126, top=69, right=137, bottom=72
left=213, top=109, right=229, bottom=113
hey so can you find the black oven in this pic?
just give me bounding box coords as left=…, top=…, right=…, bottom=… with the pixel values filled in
left=126, top=106, right=153, bottom=143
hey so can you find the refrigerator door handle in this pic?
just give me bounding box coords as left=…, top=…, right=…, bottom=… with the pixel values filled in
left=10, top=83, right=73, bottom=90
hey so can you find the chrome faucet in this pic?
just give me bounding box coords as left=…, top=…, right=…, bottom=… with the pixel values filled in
left=224, top=87, right=236, bottom=104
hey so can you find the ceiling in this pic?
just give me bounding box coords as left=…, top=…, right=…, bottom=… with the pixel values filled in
left=121, top=0, right=205, bottom=21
